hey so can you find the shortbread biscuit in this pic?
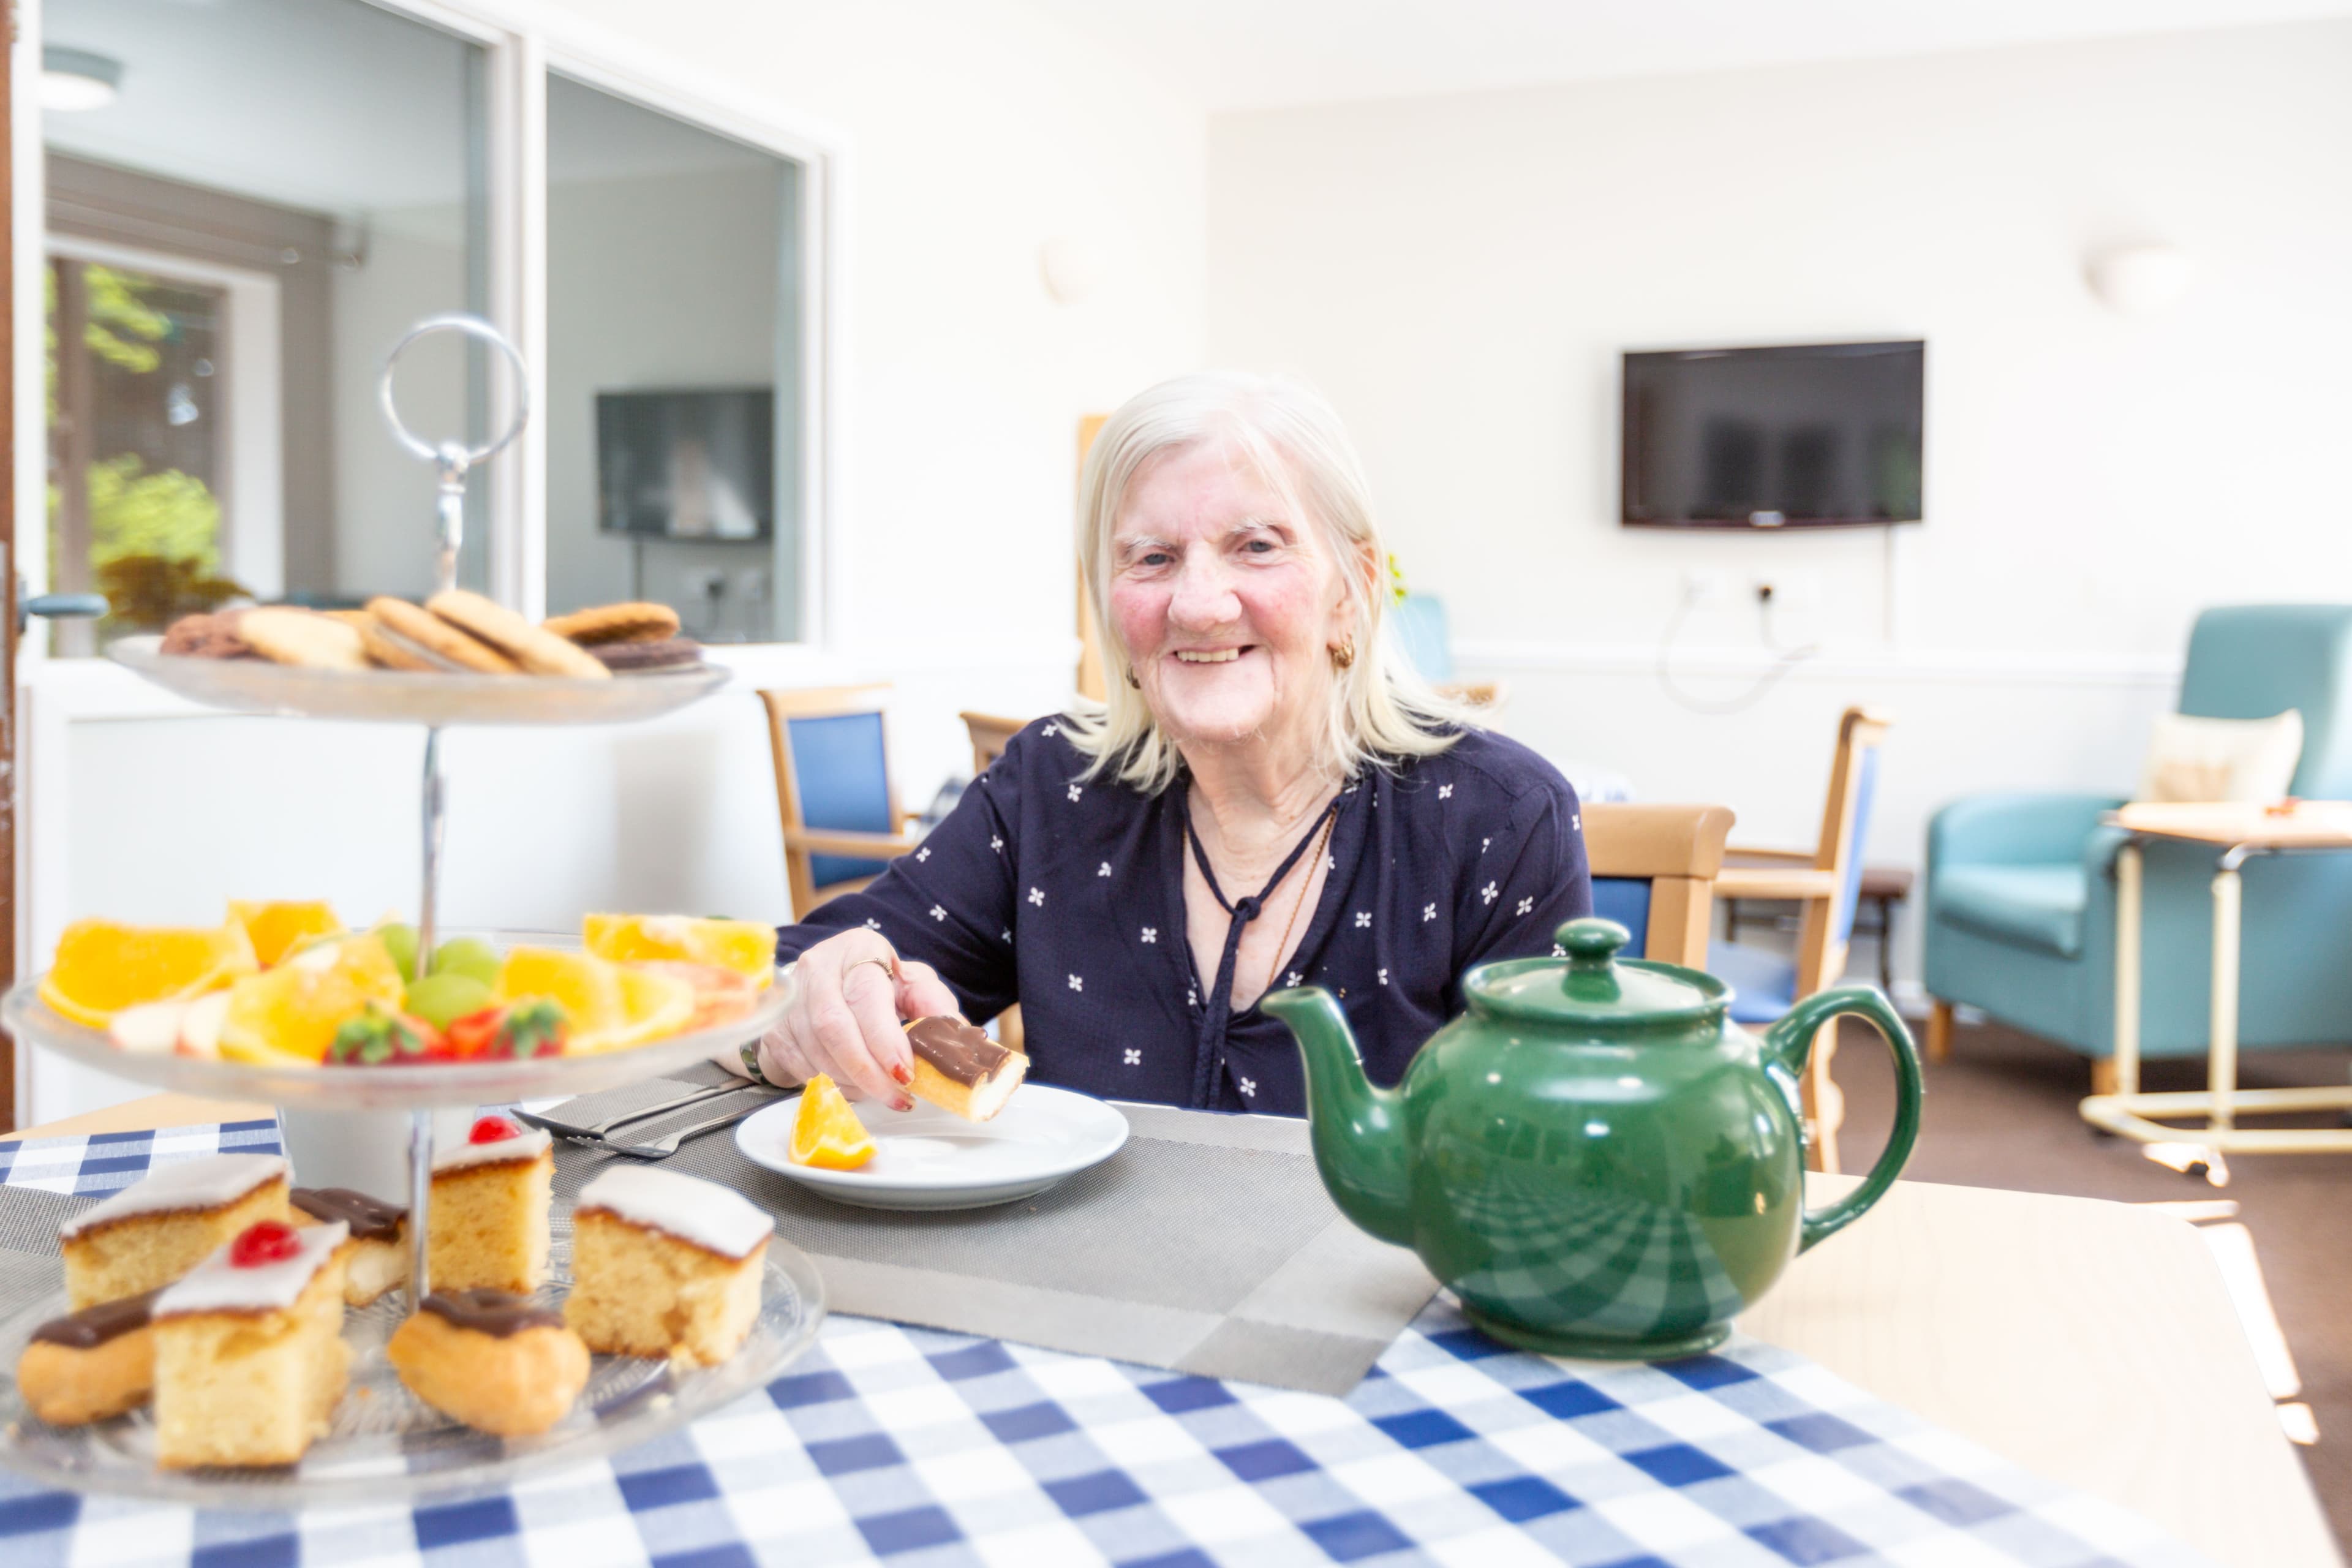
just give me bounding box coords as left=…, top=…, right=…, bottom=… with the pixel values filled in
left=591, top=636, right=703, bottom=673
left=542, top=602, right=680, bottom=646
left=428, top=590, right=610, bottom=680
left=354, top=614, right=446, bottom=673
left=239, top=608, right=369, bottom=672
left=368, top=598, right=519, bottom=676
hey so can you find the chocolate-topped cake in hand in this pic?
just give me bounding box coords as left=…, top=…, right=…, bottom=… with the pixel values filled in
left=903, top=1016, right=1026, bottom=1121
left=15, top=1290, right=160, bottom=1425
left=386, top=1289, right=590, bottom=1437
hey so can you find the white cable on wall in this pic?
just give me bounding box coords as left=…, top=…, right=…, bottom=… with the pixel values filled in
left=1656, top=582, right=1820, bottom=716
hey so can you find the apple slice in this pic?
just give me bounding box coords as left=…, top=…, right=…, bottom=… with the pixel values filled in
left=109, top=1000, right=190, bottom=1054
left=178, top=991, right=231, bottom=1059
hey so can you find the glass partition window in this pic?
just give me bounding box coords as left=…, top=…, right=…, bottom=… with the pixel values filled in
left=35, top=2, right=813, bottom=650
left=546, top=75, right=801, bottom=644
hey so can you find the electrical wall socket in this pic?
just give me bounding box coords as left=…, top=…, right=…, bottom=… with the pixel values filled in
left=1752, top=570, right=1820, bottom=611
left=1683, top=568, right=1734, bottom=609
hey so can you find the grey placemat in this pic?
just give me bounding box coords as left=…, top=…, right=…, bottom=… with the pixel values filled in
left=543, top=1076, right=1441, bottom=1395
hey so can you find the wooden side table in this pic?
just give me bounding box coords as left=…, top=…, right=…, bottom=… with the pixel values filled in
left=2084, top=800, right=2352, bottom=1152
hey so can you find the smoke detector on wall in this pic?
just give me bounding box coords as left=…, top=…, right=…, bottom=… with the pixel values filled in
left=2085, top=243, right=2196, bottom=315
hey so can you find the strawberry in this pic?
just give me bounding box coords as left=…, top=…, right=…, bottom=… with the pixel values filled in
left=229, top=1220, right=302, bottom=1268
left=447, top=1001, right=568, bottom=1062
left=324, top=1004, right=450, bottom=1066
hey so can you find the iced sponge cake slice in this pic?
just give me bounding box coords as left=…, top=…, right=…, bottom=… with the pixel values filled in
left=153, top=1219, right=350, bottom=1468
left=564, top=1167, right=770, bottom=1367
left=428, top=1117, right=553, bottom=1294
left=61, top=1153, right=290, bottom=1310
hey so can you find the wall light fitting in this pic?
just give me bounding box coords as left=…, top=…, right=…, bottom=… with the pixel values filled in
left=42, top=47, right=123, bottom=113
left=2086, top=243, right=2197, bottom=315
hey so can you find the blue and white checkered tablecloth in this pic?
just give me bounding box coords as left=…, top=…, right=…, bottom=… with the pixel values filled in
left=0, top=1120, right=2206, bottom=1568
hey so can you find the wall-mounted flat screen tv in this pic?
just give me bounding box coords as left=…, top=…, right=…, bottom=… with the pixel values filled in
left=597, top=388, right=774, bottom=541
left=1621, top=341, right=1923, bottom=529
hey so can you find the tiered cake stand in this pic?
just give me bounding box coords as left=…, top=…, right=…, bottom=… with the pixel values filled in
left=0, top=317, right=822, bottom=1504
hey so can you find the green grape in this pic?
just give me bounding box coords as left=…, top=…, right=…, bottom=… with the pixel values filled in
left=404, top=973, right=494, bottom=1031
left=430, top=937, right=500, bottom=986
left=378, top=924, right=420, bottom=984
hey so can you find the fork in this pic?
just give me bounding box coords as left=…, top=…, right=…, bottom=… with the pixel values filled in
left=600, top=1091, right=782, bottom=1160
left=518, top=1079, right=747, bottom=1142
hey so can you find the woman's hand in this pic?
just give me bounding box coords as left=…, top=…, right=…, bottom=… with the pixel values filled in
left=755, top=928, right=962, bottom=1107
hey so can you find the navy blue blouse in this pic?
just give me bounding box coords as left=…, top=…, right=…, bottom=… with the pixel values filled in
left=774, top=720, right=1592, bottom=1117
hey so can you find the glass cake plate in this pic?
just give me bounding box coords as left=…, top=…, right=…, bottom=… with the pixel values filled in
left=110, top=636, right=728, bottom=728
left=0, top=1215, right=824, bottom=1507
left=0, top=931, right=789, bottom=1113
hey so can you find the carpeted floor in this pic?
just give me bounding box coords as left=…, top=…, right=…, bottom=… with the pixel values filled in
left=1828, top=1016, right=2352, bottom=1549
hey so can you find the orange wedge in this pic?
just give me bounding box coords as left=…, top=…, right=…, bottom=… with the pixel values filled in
left=495, top=947, right=695, bottom=1054
left=788, top=1074, right=875, bottom=1170
left=217, top=933, right=405, bottom=1066
left=582, top=914, right=775, bottom=988
left=227, top=900, right=345, bottom=968
left=41, top=919, right=260, bottom=1028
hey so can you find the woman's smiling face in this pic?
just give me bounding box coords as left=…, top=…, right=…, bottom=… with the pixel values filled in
left=1110, top=440, right=1353, bottom=752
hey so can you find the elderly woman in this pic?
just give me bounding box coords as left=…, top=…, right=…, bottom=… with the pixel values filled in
left=748, top=373, right=1590, bottom=1116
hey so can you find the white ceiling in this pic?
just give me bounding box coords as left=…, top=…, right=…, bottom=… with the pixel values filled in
left=1023, top=0, right=2352, bottom=111
left=42, top=0, right=776, bottom=222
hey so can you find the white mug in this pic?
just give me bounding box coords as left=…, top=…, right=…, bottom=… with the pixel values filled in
left=276, top=1106, right=480, bottom=1201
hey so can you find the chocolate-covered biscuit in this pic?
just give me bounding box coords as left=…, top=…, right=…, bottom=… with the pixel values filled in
left=591, top=636, right=703, bottom=673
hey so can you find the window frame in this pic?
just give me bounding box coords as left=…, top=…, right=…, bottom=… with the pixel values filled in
left=13, top=0, right=845, bottom=651
left=46, top=236, right=286, bottom=601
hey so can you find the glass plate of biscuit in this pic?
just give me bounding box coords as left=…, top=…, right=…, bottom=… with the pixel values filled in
left=113, top=595, right=724, bottom=727
left=0, top=1210, right=826, bottom=1507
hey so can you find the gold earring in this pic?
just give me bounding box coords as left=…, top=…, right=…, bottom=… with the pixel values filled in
left=1330, top=637, right=1356, bottom=670
left=1126, top=668, right=1142, bottom=688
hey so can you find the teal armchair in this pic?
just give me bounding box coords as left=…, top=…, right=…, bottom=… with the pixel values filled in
left=1923, top=606, right=2352, bottom=1083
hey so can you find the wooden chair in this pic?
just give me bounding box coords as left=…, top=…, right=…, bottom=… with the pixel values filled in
left=758, top=685, right=924, bottom=919
left=1710, top=706, right=1894, bottom=1174
left=959, top=710, right=1028, bottom=776
left=953, top=709, right=1032, bottom=1053
left=1581, top=803, right=1735, bottom=967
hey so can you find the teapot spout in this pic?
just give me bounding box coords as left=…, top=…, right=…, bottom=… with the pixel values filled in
left=1262, top=987, right=1413, bottom=1246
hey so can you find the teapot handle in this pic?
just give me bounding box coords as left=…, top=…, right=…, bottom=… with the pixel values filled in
left=1762, top=986, right=1924, bottom=1254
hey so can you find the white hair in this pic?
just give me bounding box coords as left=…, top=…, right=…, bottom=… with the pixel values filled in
left=1062, top=371, right=1471, bottom=793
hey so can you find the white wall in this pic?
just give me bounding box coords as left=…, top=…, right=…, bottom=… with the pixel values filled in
left=1207, top=20, right=2352, bottom=993
left=20, top=0, right=1207, bottom=1123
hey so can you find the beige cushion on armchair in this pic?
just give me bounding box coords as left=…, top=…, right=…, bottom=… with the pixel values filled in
left=2138, top=709, right=2303, bottom=803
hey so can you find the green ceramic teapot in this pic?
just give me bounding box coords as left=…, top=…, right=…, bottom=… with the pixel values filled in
left=1261, top=916, right=1922, bottom=1360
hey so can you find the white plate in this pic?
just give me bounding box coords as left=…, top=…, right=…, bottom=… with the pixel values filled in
left=736, top=1085, right=1129, bottom=1210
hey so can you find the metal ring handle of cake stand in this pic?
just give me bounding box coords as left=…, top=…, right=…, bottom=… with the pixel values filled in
left=377, top=313, right=531, bottom=1306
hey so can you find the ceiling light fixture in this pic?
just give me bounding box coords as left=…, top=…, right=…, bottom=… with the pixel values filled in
left=42, top=47, right=123, bottom=113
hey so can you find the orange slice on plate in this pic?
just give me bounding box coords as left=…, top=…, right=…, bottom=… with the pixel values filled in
left=496, top=947, right=695, bottom=1054
left=217, top=933, right=406, bottom=1065
left=582, top=914, right=775, bottom=988
left=227, top=900, right=344, bottom=968
left=788, top=1074, right=875, bottom=1170
left=40, top=919, right=260, bottom=1028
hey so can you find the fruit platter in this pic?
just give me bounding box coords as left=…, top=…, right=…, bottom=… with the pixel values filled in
left=4, top=906, right=790, bottom=1111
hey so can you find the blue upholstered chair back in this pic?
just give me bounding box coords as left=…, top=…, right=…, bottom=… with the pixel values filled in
left=1389, top=595, right=1454, bottom=683
left=2178, top=606, right=2352, bottom=799
left=788, top=710, right=897, bottom=887
left=1593, top=878, right=1653, bottom=957
left=1833, top=742, right=1883, bottom=949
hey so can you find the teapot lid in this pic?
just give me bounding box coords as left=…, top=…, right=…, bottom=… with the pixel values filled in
left=1464, top=917, right=1727, bottom=1030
